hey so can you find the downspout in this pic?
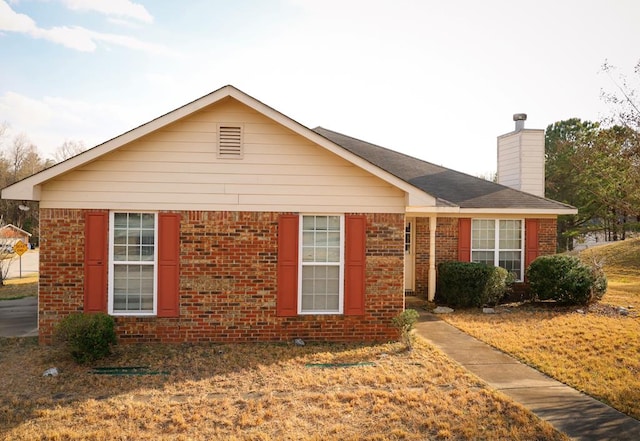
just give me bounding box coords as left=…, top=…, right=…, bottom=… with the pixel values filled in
left=428, top=216, right=437, bottom=301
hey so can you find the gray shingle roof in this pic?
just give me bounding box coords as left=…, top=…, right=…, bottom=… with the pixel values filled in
left=313, top=127, right=574, bottom=210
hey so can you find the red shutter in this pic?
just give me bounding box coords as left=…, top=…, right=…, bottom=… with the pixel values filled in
left=277, top=215, right=299, bottom=317
left=525, top=219, right=540, bottom=270
left=458, top=218, right=471, bottom=262
left=345, top=215, right=366, bottom=316
left=157, top=213, right=180, bottom=318
left=84, top=212, right=108, bottom=313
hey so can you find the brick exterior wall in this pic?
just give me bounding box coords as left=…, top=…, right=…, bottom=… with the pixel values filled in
left=413, top=217, right=558, bottom=300
left=538, top=218, right=558, bottom=256
left=38, top=209, right=404, bottom=344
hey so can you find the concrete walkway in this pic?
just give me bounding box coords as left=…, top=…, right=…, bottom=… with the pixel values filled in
left=415, top=312, right=640, bottom=440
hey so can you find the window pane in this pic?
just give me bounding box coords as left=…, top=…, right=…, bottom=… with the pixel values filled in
left=113, top=246, right=127, bottom=261
left=141, top=213, right=155, bottom=228
left=303, top=216, right=315, bottom=230
left=300, top=216, right=342, bottom=313
left=141, top=229, right=154, bottom=245
left=114, top=213, right=128, bottom=228
left=499, top=220, right=522, bottom=250
left=111, top=212, right=156, bottom=313
left=315, top=216, right=327, bottom=230
left=499, top=251, right=522, bottom=280
left=301, top=265, right=339, bottom=313
left=472, top=250, right=494, bottom=266
left=128, top=213, right=141, bottom=228
left=303, top=231, right=314, bottom=247
left=472, top=219, right=495, bottom=249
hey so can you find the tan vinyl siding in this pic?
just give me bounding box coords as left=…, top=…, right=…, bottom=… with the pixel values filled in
left=497, top=129, right=544, bottom=198
left=519, top=130, right=545, bottom=198
left=40, top=98, right=405, bottom=212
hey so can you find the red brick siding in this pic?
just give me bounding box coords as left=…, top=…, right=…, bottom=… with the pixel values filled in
left=38, top=209, right=404, bottom=344
left=537, top=218, right=557, bottom=257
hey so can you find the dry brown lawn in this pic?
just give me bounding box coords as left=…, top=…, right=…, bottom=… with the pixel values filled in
left=0, top=337, right=566, bottom=440
left=441, top=238, right=640, bottom=421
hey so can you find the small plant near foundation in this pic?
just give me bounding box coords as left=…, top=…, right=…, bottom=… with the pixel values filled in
left=56, top=312, right=117, bottom=363
left=392, top=309, right=419, bottom=350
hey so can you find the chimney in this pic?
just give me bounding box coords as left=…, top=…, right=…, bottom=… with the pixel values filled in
left=497, top=113, right=545, bottom=198
left=513, top=113, right=527, bottom=131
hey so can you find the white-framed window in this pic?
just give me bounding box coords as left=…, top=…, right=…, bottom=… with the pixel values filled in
left=299, top=214, right=344, bottom=314
left=109, top=212, right=158, bottom=315
left=471, top=219, right=524, bottom=280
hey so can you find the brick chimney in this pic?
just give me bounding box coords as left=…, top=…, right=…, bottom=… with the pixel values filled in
left=497, top=114, right=545, bottom=198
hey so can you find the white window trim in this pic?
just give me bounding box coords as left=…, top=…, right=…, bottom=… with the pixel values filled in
left=471, top=218, right=525, bottom=282
left=298, top=214, right=345, bottom=315
left=108, top=211, right=158, bottom=316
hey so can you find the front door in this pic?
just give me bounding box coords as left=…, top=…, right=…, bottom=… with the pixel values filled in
left=404, top=219, right=415, bottom=293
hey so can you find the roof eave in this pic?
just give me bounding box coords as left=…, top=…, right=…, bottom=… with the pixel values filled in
left=406, top=206, right=578, bottom=216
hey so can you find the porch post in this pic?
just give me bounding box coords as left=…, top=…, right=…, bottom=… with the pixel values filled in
left=428, top=216, right=437, bottom=301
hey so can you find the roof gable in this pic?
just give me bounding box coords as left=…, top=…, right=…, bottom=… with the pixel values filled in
left=2, top=86, right=432, bottom=207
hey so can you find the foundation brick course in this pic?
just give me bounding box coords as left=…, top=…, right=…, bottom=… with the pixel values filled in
left=38, top=209, right=404, bottom=344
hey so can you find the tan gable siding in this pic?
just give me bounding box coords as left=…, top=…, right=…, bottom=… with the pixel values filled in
left=40, top=98, right=405, bottom=212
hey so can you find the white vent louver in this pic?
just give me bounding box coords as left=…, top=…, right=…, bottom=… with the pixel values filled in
left=218, top=125, right=243, bottom=158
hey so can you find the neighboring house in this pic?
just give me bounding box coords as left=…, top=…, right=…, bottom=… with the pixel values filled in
left=1, top=85, right=576, bottom=344
left=0, top=224, right=31, bottom=252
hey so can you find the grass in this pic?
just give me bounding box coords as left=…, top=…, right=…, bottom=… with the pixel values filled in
left=440, top=237, right=640, bottom=420
left=0, top=338, right=566, bottom=440
left=0, top=276, right=38, bottom=300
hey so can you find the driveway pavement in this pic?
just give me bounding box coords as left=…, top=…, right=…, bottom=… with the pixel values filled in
left=0, top=296, right=38, bottom=337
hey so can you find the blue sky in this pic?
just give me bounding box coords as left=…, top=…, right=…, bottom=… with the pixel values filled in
left=1, top=0, right=639, bottom=176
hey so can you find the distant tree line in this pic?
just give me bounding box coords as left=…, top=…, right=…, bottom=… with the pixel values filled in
left=0, top=122, right=85, bottom=245
left=547, top=61, right=640, bottom=250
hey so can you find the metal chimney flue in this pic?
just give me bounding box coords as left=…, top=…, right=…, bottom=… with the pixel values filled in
left=513, top=113, right=527, bottom=131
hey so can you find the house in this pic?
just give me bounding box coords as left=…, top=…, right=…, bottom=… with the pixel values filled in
left=0, top=224, right=32, bottom=252
left=1, top=85, right=576, bottom=344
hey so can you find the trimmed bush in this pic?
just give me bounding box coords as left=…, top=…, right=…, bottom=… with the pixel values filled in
left=436, top=262, right=511, bottom=308
left=526, top=254, right=607, bottom=305
left=56, top=313, right=117, bottom=364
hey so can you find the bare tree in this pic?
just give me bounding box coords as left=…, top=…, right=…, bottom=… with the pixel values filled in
left=7, top=133, right=37, bottom=182
left=53, top=139, right=86, bottom=163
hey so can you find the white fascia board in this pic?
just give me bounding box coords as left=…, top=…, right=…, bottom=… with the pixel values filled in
left=405, top=206, right=577, bottom=216
left=459, top=207, right=577, bottom=216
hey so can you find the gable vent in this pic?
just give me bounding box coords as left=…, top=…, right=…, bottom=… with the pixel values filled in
left=217, top=125, right=243, bottom=159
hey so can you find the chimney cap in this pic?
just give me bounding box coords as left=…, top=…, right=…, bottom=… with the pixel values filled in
left=513, top=113, right=527, bottom=121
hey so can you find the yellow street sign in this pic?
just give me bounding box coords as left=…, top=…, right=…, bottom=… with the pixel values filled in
left=13, top=240, right=28, bottom=256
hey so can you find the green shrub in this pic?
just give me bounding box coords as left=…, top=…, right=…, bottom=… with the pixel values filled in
left=526, top=254, right=607, bottom=305
left=436, top=262, right=511, bottom=308
left=56, top=313, right=117, bottom=363
left=392, top=309, right=419, bottom=349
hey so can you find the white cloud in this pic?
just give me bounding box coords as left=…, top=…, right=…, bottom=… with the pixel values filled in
left=0, top=0, right=172, bottom=54
left=33, top=25, right=98, bottom=51
left=0, top=0, right=36, bottom=32
left=61, top=0, right=153, bottom=23
left=0, top=91, right=142, bottom=159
